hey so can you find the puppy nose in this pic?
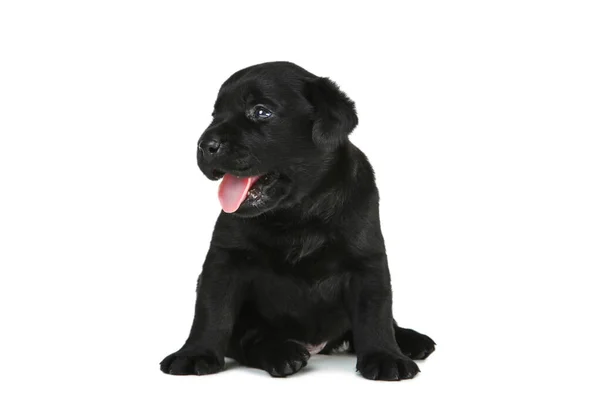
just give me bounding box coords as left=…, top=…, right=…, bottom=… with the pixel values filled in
left=198, top=139, right=222, bottom=160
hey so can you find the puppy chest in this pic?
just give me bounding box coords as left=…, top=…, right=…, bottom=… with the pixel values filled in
left=250, top=274, right=347, bottom=320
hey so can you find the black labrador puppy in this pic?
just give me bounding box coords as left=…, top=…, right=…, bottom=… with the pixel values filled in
left=160, top=62, right=435, bottom=381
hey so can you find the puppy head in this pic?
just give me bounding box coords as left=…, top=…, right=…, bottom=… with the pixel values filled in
left=197, top=61, right=358, bottom=217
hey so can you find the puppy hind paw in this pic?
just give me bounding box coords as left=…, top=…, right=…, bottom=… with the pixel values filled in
left=395, top=327, right=436, bottom=360
left=357, top=353, right=420, bottom=381
left=253, top=341, right=310, bottom=378
left=160, top=352, right=224, bottom=376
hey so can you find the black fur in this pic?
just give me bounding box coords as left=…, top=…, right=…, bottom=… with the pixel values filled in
left=160, top=62, right=435, bottom=380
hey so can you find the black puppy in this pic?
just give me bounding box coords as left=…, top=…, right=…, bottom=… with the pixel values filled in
left=160, top=62, right=435, bottom=381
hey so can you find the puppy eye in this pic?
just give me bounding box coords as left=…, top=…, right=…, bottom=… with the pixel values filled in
left=254, top=106, right=273, bottom=120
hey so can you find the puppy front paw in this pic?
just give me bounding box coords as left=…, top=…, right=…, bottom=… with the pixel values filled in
left=160, top=351, right=224, bottom=376
left=357, top=352, right=420, bottom=381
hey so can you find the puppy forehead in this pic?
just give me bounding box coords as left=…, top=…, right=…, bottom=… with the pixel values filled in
left=213, top=62, right=316, bottom=112
left=217, top=75, right=301, bottom=106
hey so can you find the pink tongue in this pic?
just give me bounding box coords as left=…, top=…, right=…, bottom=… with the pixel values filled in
left=218, top=174, right=260, bottom=213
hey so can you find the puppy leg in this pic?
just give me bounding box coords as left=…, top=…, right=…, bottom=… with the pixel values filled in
left=160, top=249, right=246, bottom=376
left=349, top=266, right=420, bottom=381
left=394, top=323, right=436, bottom=360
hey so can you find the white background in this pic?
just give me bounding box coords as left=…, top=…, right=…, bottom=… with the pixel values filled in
left=1, top=1, right=599, bottom=399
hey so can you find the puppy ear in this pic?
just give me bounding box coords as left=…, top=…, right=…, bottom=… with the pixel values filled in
left=305, top=77, right=358, bottom=149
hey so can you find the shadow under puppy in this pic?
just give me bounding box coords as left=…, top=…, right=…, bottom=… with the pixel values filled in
left=160, top=62, right=435, bottom=380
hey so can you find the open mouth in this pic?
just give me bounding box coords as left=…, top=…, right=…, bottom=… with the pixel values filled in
left=216, top=171, right=278, bottom=213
